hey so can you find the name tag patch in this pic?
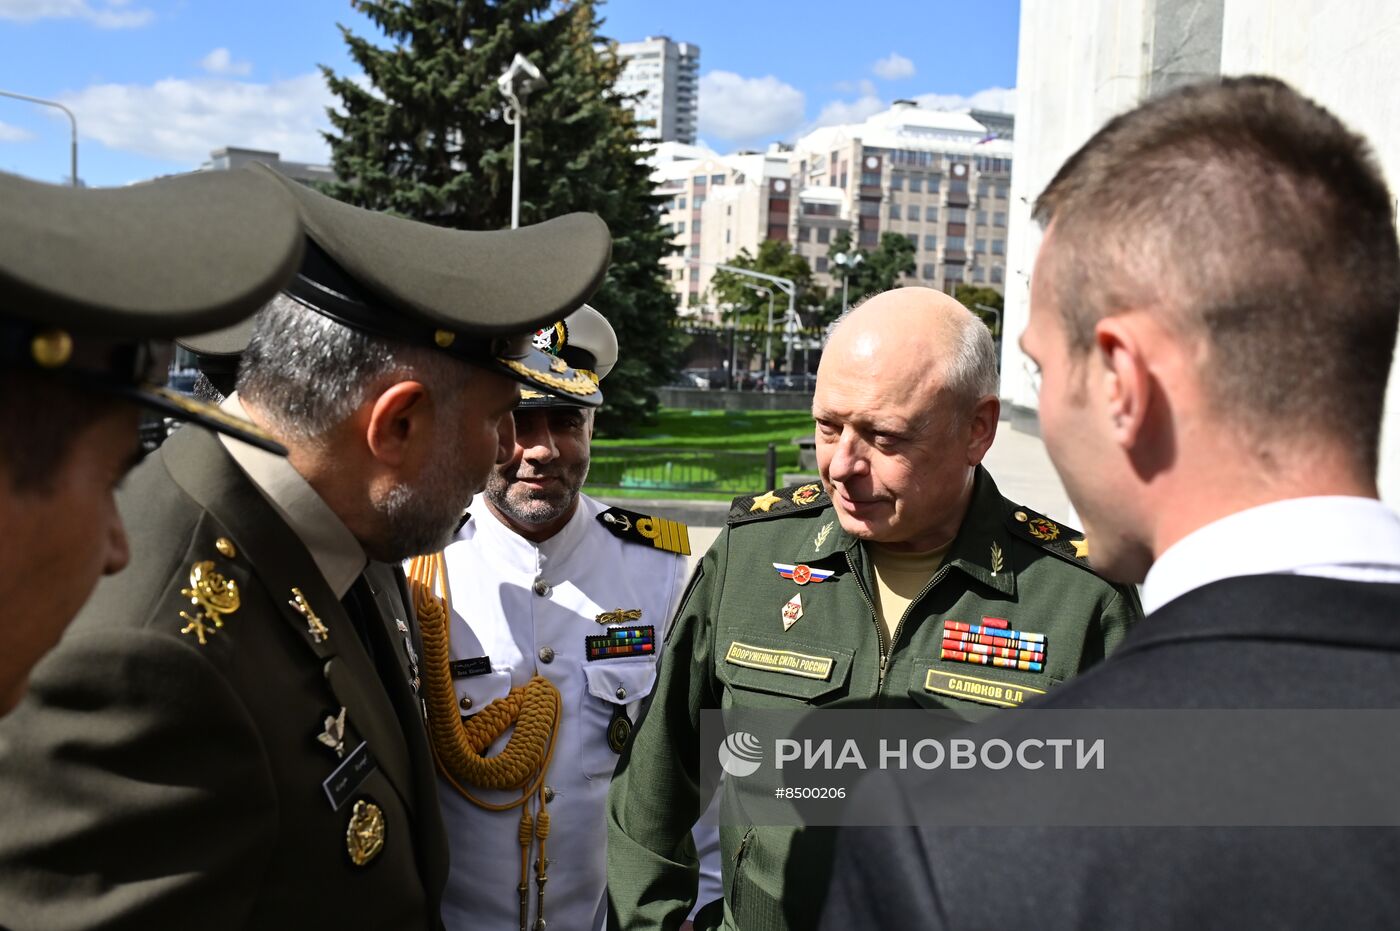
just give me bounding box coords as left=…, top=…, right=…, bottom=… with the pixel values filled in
left=450, top=656, right=492, bottom=678
left=923, top=670, right=1046, bottom=709
left=322, top=740, right=378, bottom=811
left=586, top=626, right=655, bottom=661
left=725, top=641, right=834, bottom=681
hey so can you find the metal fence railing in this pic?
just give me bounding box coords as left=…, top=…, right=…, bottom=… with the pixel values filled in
left=587, top=443, right=778, bottom=495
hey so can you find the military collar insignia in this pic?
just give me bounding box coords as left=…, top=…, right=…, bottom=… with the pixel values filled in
left=814, top=521, right=834, bottom=549
left=598, top=506, right=691, bottom=556
left=178, top=558, right=241, bottom=646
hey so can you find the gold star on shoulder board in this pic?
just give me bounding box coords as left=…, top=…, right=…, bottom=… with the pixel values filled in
left=750, top=490, right=782, bottom=513
left=1071, top=538, right=1090, bottom=559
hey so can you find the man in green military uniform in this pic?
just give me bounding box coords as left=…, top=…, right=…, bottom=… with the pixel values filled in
left=0, top=168, right=610, bottom=930
left=607, top=287, right=1142, bottom=930
left=0, top=167, right=302, bottom=714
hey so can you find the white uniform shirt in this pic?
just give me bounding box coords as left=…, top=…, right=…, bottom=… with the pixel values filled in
left=436, top=493, right=718, bottom=930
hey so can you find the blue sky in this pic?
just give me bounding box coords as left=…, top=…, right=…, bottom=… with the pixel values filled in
left=0, top=0, right=1019, bottom=187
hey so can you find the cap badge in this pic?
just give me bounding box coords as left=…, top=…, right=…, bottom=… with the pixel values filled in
left=178, top=560, right=240, bottom=645
left=532, top=320, right=569, bottom=354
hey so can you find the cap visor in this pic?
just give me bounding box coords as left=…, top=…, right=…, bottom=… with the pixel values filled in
left=122, top=384, right=287, bottom=455
left=490, top=345, right=602, bottom=408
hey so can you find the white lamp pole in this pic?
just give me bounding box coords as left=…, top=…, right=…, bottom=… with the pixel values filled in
left=496, top=54, right=545, bottom=229
left=833, top=251, right=865, bottom=314
left=0, top=89, right=77, bottom=186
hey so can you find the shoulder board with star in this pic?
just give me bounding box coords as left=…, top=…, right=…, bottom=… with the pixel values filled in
left=728, top=482, right=829, bottom=526
left=1004, top=504, right=1101, bottom=574
left=597, top=506, right=691, bottom=556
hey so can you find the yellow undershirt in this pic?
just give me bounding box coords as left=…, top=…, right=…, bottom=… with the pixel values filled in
left=868, top=540, right=952, bottom=644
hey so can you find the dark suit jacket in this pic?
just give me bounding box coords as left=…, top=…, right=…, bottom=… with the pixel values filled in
left=819, top=575, right=1400, bottom=930
left=0, top=426, right=449, bottom=930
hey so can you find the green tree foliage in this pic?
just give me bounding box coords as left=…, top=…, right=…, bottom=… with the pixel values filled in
left=708, top=240, right=823, bottom=327
left=954, top=284, right=1005, bottom=337
left=819, top=230, right=918, bottom=319
left=321, top=0, right=679, bottom=434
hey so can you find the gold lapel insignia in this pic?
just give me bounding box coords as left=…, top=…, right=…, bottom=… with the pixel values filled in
left=318, top=706, right=348, bottom=758
left=596, top=608, right=643, bottom=626
left=790, top=483, right=822, bottom=505
left=346, top=799, right=386, bottom=866
left=814, top=521, right=834, bottom=549
left=178, top=560, right=240, bottom=646
left=289, top=587, right=330, bottom=644
left=214, top=537, right=237, bottom=559
left=1071, top=538, right=1090, bottom=559
left=750, top=490, right=782, bottom=513
left=990, top=541, right=1004, bottom=576
left=1027, top=517, right=1060, bottom=541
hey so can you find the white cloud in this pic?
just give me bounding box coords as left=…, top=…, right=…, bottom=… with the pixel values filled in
left=199, top=48, right=252, bottom=77
left=0, top=0, right=153, bottom=28
left=0, top=121, right=35, bottom=142
left=810, top=94, right=886, bottom=131
left=915, top=86, right=1017, bottom=114
left=60, top=73, right=335, bottom=165
left=872, top=53, right=916, bottom=81
left=698, top=71, right=805, bottom=144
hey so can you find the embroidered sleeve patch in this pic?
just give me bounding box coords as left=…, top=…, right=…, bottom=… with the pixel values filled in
left=585, top=626, right=656, bottom=661
left=725, top=640, right=834, bottom=680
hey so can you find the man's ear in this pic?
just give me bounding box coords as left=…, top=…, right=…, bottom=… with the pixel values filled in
left=966, top=394, right=1000, bottom=466
left=1094, top=318, right=1149, bottom=449
left=364, top=380, right=430, bottom=467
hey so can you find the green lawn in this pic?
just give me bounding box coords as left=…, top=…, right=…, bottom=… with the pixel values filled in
left=586, top=408, right=817, bottom=500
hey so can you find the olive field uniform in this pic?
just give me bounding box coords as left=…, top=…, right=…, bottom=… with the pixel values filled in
left=607, top=467, right=1143, bottom=931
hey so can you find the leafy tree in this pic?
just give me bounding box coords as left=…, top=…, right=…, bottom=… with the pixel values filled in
left=321, top=0, right=679, bottom=434
left=708, top=240, right=823, bottom=327
left=954, top=284, right=1005, bottom=337
left=820, top=230, right=918, bottom=319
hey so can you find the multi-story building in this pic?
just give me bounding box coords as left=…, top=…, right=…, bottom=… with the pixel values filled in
left=201, top=146, right=336, bottom=185
left=615, top=36, right=700, bottom=145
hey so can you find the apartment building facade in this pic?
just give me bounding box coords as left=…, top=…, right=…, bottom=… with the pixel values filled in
left=615, top=36, right=700, bottom=145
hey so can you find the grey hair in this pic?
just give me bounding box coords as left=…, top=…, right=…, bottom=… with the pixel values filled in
left=236, top=294, right=470, bottom=441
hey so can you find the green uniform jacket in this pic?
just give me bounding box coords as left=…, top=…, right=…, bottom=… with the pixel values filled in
left=0, top=426, right=449, bottom=929
left=606, top=467, right=1141, bottom=931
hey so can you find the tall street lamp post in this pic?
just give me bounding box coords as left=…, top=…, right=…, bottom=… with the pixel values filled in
left=0, top=89, right=78, bottom=186
left=496, top=54, right=545, bottom=229
left=833, top=251, right=864, bottom=315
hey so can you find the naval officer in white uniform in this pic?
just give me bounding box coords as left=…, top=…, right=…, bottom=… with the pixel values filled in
left=421, top=305, right=720, bottom=930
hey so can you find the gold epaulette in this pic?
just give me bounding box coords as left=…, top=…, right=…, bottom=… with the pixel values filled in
left=597, top=506, right=691, bottom=556
left=727, top=481, right=829, bottom=526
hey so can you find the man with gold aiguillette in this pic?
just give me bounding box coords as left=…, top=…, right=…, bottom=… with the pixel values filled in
left=408, top=305, right=720, bottom=931
left=607, top=288, right=1143, bottom=931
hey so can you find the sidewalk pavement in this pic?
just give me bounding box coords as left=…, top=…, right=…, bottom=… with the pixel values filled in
left=597, top=417, right=1077, bottom=576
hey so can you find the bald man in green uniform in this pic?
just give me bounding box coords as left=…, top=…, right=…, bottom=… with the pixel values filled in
left=607, top=288, right=1142, bottom=931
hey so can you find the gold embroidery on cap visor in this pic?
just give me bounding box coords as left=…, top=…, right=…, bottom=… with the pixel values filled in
left=499, top=357, right=600, bottom=397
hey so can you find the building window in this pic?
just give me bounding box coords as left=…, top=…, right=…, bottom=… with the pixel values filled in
left=860, top=172, right=881, bottom=187
left=859, top=200, right=879, bottom=216
left=816, top=256, right=829, bottom=272
left=927, top=174, right=941, bottom=192
left=991, top=265, right=1004, bottom=284
left=818, top=227, right=831, bottom=244
left=925, top=206, right=939, bottom=223
left=975, top=238, right=987, bottom=253
left=947, top=207, right=967, bottom=223
left=973, top=265, right=986, bottom=282
left=977, top=180, right=991, bottom=196
left=677, top=197, right=686, bottom=210
left=907, top=204, right=920, bottom=222
left=991, top=240, right=1005, bottom=255
left=694, top=196, right=706, bottom=208
left=924, top=234, right=937, bottom=251
left=994, top=211, right=1007, bottom=227
left=711, top=174, right=726, bottom=184
left=943, top=264, right=963, bottom=284
left=976, top=210, right=988, bottom=226
left=922, top=263, right=936, bottom=279
left=946, top=235, right=965, bottom=251
left=689, top=244, right=700, bottom=257
left=725, top=230, right=731, bottom=244
left=997, top=184, right=1009, bottom=199
left=692, top=175, right=707, bottom=186
left=889, top=203, right=901, bottom=220
left=890, top=173, right=904, bottom=190
left=905, top=233, right=918, bottom=248
left=908, top=176, right=923, bottom=193
left=950, top=179, right=968, bottom=195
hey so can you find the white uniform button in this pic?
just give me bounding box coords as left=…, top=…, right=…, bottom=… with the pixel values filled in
left=615, top=686, right=627, bottom=700
left=459, top=696, right=473, bottom=711
left=538, top=646, right=555, bottom=664
left=532, top=579, right=550, bottom=597
left=543, top=785, right=555, bottom=802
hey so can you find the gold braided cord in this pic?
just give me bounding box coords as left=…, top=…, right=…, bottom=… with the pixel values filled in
left=407, top=552, right=561, bottom=931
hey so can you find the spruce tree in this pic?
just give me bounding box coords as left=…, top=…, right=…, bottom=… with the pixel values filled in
left=322, top=0, right=680, bottom=433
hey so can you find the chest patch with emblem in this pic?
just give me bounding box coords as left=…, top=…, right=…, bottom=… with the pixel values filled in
left=725, top=640, right=833, bottom=680
left=585, top=625, right=655, bottom=661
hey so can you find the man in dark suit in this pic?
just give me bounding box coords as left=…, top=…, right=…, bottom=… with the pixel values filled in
left=0, top=167, right=302, bottom=715
left=819, top=76, right=1400, bottom=929
left=0, top=169, right=611, bottom=930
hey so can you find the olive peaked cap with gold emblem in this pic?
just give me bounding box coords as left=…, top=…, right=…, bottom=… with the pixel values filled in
left=181, top=165, right=608, bottom=407
left=0, top=167, right=304, bottom=452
